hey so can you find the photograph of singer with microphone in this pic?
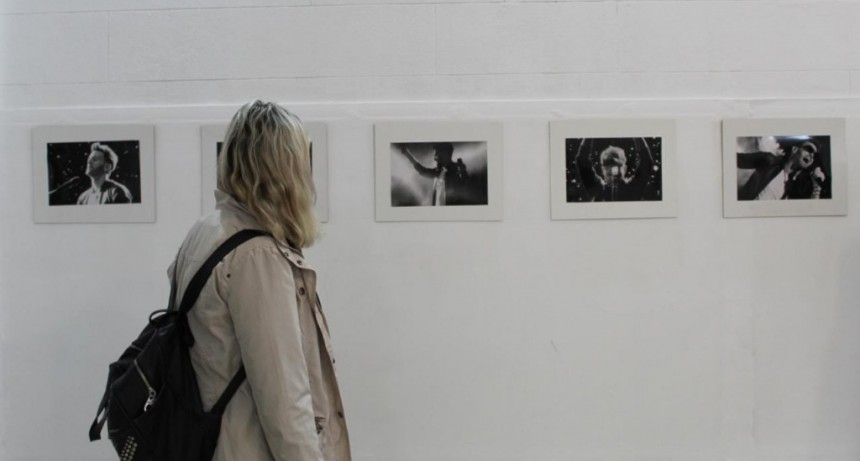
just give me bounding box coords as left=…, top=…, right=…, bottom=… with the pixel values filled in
left=735, top=135, right=832, bottom=201
left=47, top=140, right=141, bottom=206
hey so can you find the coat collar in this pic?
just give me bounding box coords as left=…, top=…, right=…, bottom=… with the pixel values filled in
left=214, top=190, right=306, bottom=259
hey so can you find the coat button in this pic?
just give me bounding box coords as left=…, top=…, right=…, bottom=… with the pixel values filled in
left=298, top=287, right=306, bottom=296
left=295, top=259, right=303, bottom=265
left=337, top=410, right=344, bottom=418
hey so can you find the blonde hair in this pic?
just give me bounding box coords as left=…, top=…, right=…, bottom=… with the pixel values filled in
left=218, top=100, right=319, bottom=247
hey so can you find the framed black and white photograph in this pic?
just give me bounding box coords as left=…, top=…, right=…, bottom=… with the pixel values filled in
left=32, top=125, right=155, bottom=223
left=550, top=119, right=677, bottom=220
left=722, top=118, right=847, bottom=218
left=374, top=121, right=503, bottom=222
left=201, top=122, right=329, bottom=221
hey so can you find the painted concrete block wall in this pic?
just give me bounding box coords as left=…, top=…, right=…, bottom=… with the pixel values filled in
left=2, top=1, right=860, bottom=461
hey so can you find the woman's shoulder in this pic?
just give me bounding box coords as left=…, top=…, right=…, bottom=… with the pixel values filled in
left=226, top=232, right=313, bottom=273
left=225, top=232, right=281, bottom=262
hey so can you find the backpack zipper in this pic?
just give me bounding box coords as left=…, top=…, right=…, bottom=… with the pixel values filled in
left=133, top=359, right=157, bottom=412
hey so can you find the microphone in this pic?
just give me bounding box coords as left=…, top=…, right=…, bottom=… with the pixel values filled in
left=49, top=176, right=82, bottom=195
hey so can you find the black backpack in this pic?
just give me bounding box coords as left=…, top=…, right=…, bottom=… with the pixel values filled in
left=89, top=229, right=268, bottom=461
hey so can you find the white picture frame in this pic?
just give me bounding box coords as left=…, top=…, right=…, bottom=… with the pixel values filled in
left=721, top=118, right=847, bottom=218
left=201, top=122, right=329, bottom=222
left=374, top=121, right=504, bottom=222
left=199, top=124, right=224, bottom=214
left=32, top=124, right=156, bottom=223
left=549, top=119, right=677, bottom=220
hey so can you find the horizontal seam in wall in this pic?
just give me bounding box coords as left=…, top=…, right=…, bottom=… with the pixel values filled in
left=0, top=3, right=452, bottom=16
left=5, top=95, right=860, bottom=109
left=95, top=69, right=860, bottom=83
left=1, top=0, right=854, bottom=15
left=2, top=70, right=857, bottom=87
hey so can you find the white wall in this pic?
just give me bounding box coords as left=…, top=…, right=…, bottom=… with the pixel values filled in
left=2, top=1, right=860, bottom=460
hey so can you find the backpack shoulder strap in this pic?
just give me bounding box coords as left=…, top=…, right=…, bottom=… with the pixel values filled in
left=176, top=229, right=269, bottom=415
left=180, top=229, right=268, bottom=415
left=211, top=366, right=247, bottom=414
left=177, top=229, right=269, bottom=315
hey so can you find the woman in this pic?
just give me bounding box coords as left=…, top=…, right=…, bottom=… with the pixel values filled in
left=169, top=100, right=351, bottom=461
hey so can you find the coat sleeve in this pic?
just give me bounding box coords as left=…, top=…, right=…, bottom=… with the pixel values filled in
left=737, top=151, right=779, bottom=169
left=226, top=246, right=324, bottom=461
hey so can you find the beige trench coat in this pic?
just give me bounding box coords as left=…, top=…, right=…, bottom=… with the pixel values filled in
left=168, top=191, right=351, bottom=461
